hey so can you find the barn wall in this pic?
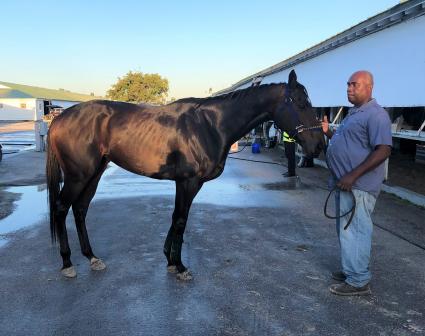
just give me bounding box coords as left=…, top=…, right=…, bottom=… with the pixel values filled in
left=0, top=99, right=37, bottom=120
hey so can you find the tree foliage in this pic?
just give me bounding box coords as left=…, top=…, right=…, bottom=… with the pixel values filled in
left=107, top=71, right=169, bottom=104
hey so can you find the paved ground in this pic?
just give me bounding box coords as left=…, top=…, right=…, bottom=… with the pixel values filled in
left=0, top=121, right=35, bottom=133
left=0, top=145, right=424, bottom=336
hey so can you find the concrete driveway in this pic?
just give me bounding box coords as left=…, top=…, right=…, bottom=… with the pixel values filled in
left=0, top=148, right=424, bottom=335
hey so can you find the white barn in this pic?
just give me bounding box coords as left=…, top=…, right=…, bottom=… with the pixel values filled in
left=217, top=0, right=425, bottom=140
left=0, top=82, right=101, bottom=121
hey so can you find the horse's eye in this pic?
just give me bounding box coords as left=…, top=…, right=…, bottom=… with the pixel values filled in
left=285, top=97, right=293, bottom=103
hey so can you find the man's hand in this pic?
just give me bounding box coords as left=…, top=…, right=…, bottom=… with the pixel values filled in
left=322, top=115, right=333, bottom=138
left=337, top=172, right=357, bottom=191
left=337, top=145, right=391, bottom=191
left=322, top=115, right=329, bottom=133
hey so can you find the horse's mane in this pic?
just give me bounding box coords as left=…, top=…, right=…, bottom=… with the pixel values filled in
left=170, top=83, right=285, bottom=109
left=216, top=83, right=284, bottom=101
left=106, top=81, right=310, bottom=113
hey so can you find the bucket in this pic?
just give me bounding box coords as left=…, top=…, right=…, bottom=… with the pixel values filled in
left=252, top=142, right=260, bottom=154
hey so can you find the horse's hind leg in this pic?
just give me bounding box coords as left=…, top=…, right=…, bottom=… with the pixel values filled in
left=56, top=180, right=88, bottom=278
left=164, top=178, right=203, bottom=281
left=72, top=161, right=108, bottom=272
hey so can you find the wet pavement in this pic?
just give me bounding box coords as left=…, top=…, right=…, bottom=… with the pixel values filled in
left=0, top=185, right=47, bottom=247
left=0, top=130, right=35, bottom=154
left=0, top=148, right=424, bottom=335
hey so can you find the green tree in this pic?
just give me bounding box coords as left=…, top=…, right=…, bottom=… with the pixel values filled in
left=107, top=71, right=169, bottom=104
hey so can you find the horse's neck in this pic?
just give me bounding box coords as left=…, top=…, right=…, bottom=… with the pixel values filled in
left=230, top=108, right=269, bottom=143
left=217, top=100, right=271, bottom=146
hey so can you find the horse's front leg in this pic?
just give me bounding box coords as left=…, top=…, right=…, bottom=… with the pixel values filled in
left=164, top=177, right=203, bottom=281
left=163, top=224, right=176, bottom=272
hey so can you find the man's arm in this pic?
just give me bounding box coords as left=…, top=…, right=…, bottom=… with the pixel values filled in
left=337, top=145, right=391, bottom=191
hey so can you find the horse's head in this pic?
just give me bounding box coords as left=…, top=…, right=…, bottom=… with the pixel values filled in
left=271, top=70, right=324, bottom=158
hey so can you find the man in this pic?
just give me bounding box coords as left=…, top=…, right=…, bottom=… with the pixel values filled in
left=322, top=71, right=392, bottom=296
left=263, top=121, right=275, bottom=148
left=282, top=131, right=296, bottom=177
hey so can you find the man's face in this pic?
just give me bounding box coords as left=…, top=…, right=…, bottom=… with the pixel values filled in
left=346, top=73, right=372, bottom=107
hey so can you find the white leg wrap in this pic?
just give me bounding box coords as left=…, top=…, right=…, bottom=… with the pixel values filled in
left=90, top=257, right=106, bottom=271
left=176, top=269, right=193, bottom=281
left=61, top=266, right=77, bottom=278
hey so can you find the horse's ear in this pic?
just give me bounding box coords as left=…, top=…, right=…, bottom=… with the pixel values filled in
left=288, top=70, right=297, bottom=88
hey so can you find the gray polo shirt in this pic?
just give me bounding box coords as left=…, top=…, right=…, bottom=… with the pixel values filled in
left=326, top=99, right=392, bottom=198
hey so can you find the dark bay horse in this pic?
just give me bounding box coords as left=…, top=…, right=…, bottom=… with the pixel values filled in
left=46, top=70, right=324, bottom=280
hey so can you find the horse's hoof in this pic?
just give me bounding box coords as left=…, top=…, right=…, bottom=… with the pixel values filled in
left=61, top=266, right=77, bottom=278
left=90, top=257, right=106, bottom=271
left=176, top=270, right=193, bottom=281
left=167, top=265, right=178, bottom=274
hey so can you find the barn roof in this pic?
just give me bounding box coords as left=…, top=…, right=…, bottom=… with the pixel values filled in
left=0, top=81, right=102, bottom=101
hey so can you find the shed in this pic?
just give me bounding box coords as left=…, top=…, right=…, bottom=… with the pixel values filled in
left=0, top=82, right=102, bottom=121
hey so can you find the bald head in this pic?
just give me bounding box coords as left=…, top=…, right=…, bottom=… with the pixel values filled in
left=347, top=70, right=374, bottom=107
left=352, top=71, right=374, bottom=86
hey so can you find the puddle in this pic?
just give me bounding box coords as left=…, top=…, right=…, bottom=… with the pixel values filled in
left=0, top=185, right=47, bottom=247
left=99, top=164, right=288, bottom=208
left=196, top=180, right=286, bottom=207
left=0, top=131, right=36, bottom=154
left=262, top=178, right=309, bottom=191
left=96, top=164, right=175, bottom=200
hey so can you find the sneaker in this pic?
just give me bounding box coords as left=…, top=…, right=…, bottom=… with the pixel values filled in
left=282, top=172, right=296, bottom=177
left=331, top=271, right=346, bottom=282
left=329, top=283, right=371, bottom=296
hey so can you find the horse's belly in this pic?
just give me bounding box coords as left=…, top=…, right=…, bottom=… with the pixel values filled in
left=109, top=145, right=167, bottom=176
left=109, top=146, right=201, bottom=181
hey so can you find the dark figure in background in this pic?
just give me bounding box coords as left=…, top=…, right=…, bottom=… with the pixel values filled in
left=283, top=131, right=296, bottom=177
left=262, top=121, right=274, bottom=148
left=323, top=70, right=392, bottom=296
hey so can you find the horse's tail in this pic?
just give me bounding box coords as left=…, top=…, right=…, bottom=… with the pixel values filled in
left=46, top=132, right=62, bottom=243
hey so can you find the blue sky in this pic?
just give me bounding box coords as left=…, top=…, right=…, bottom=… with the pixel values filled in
left=2, top=0, right=399, bottom=99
